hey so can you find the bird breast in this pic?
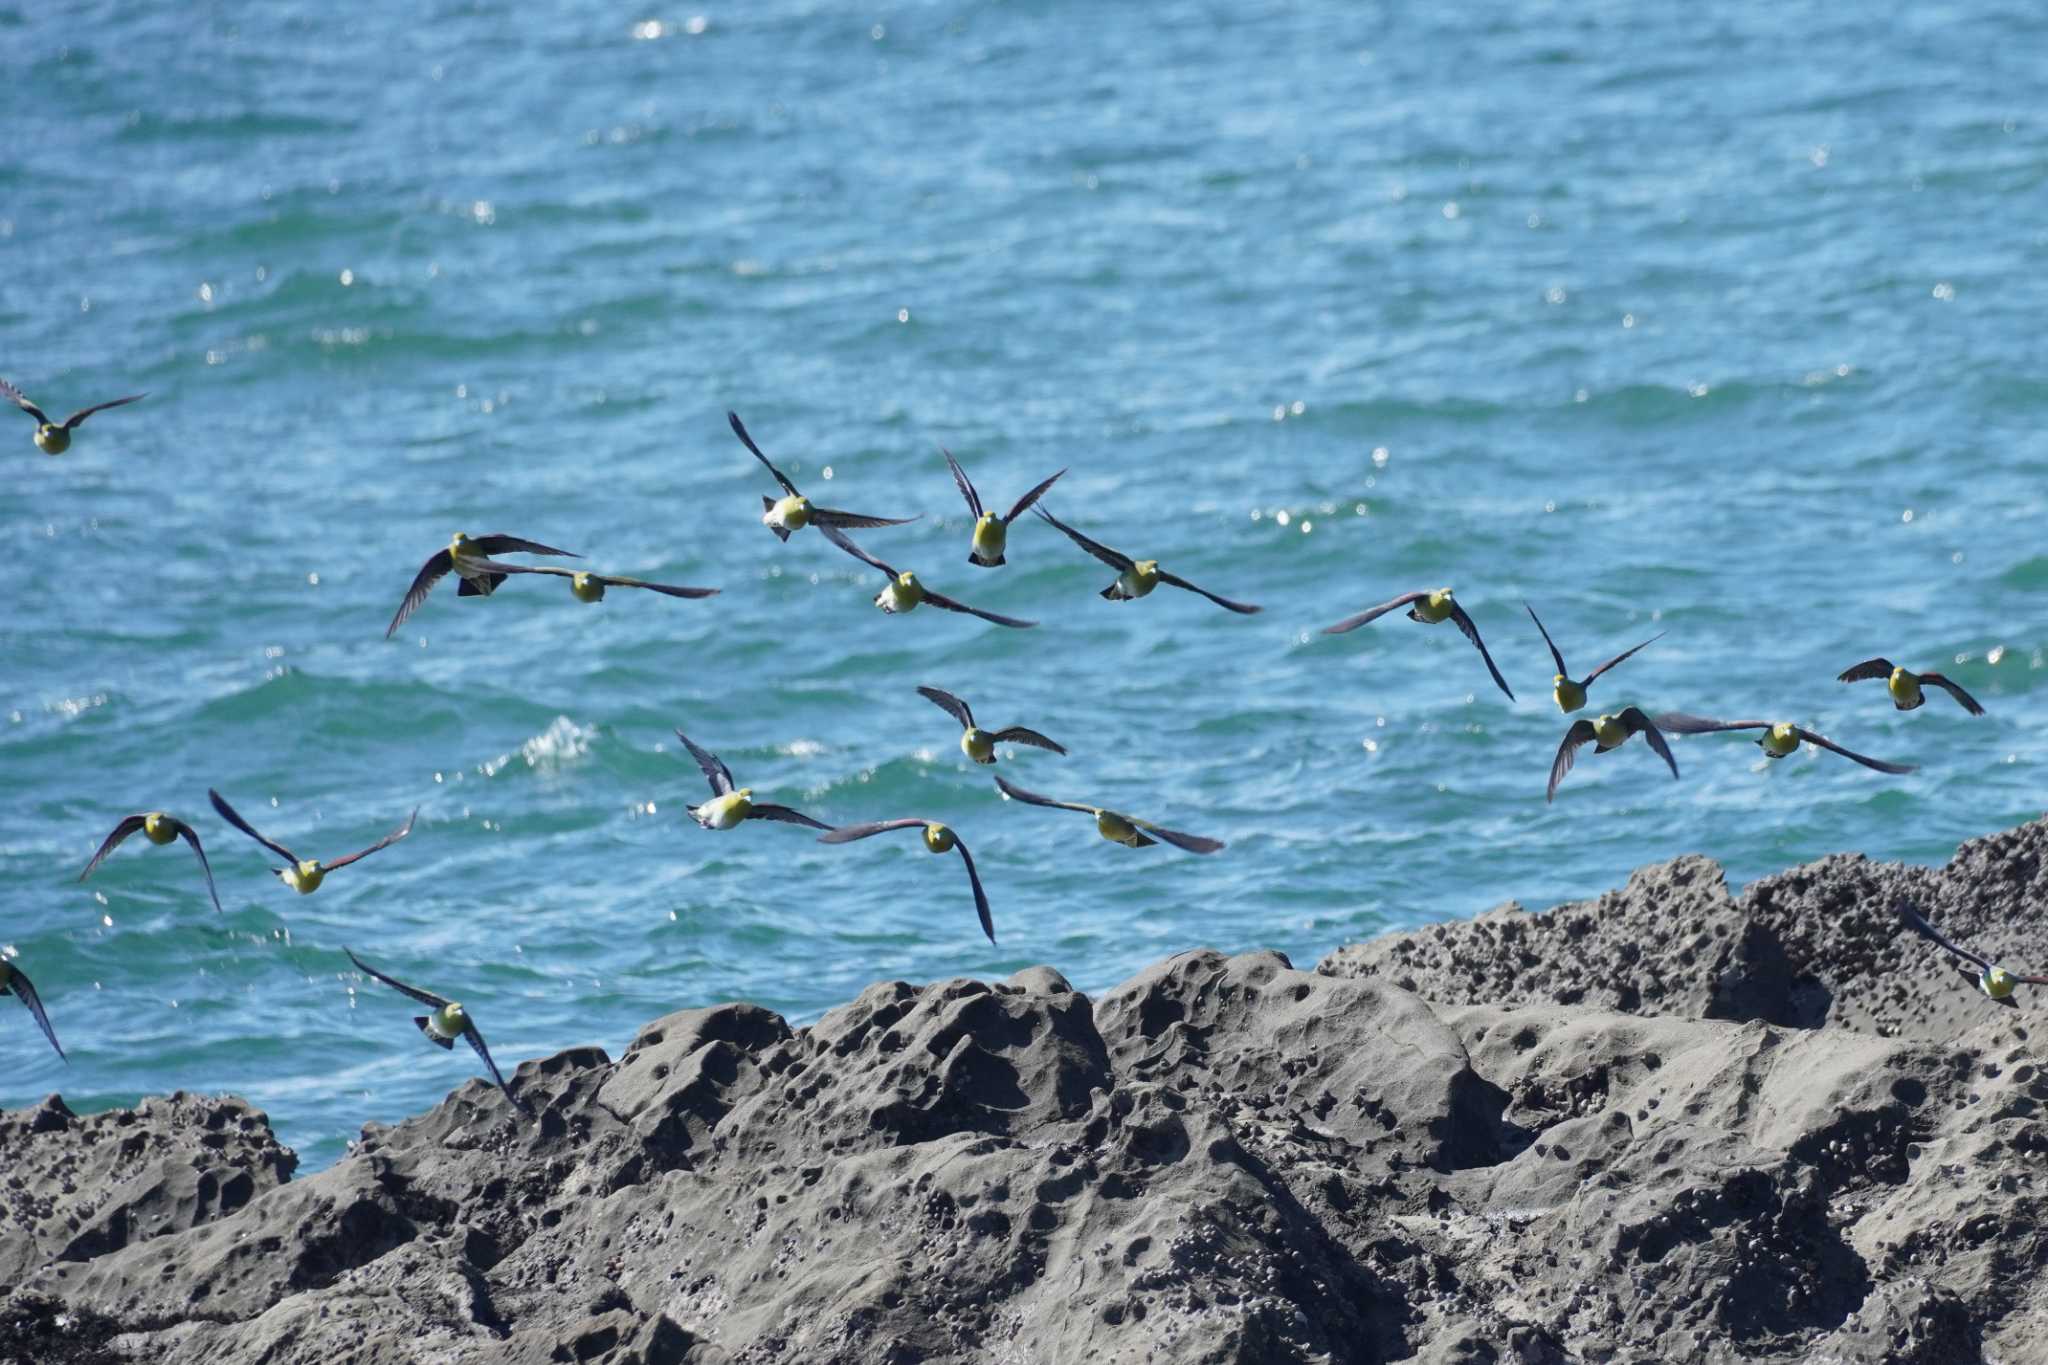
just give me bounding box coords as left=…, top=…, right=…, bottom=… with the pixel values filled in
left=286, top=862, right=326, bottom=893
left=961, top=729, right=996, bottom=764
left=1888, top=671, right=1923, bottom=707
left=923, top=824, right=957, bottom=854
left=144, top=814, right=179, bottom=844
left=1762, top=724, right=1801, bottom=757
left=571, top=574, right=605, bottom=602
left=766, top=495, right=809, bottom=530
left=972, top=517, right=1007, bottom=559
left=426, top=1003, right=466, bottom=1041
left=36, top=426, right=70, bottom=455
left=699, top=791, right=753, bottom=828
left=1096, top=810, right=1140, bottom=844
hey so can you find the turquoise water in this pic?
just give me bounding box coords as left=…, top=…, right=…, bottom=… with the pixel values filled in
left=3, top=2, right=2044, bottom=1168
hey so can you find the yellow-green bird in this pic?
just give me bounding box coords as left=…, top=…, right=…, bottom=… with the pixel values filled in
left=1034, top=506, right=1262, bottom=614
left=1897, top=902, right=2045, bottom=1006
left=79, top=811, right=222, bottom=913
left=818, top=819, right=996, bottom=943
left=991, top=773, right=1223, bottom=853
left=675, top=730, right=832, bottom=832
left=817, top=525, right=1038, bottom=628
left=345, top=948, right=531, bottom=1117
left=917, top=685, right=1066, bottom=765
left=1653, top=713, right=1915, bottom=774
left=209, top=789, right=417, bottom=894
left=0, top=377, right=145, bottom=455
left=729, top=411, right=920, bottom=542
left=1, top=957, right=64, bottom=1062
left=940, top=447, right=1065, bottom=567
left=386, top=532, right=582, bottom=637
left=1525, top=603, right=1663, bottom=713
left=1323, top=589, right=1514, bottom=701
left=1837, top=658, right=1985, bottom=716
left=455, top=557, right=718, bottom=605
left=1547, top=707, right=1679, bottom=803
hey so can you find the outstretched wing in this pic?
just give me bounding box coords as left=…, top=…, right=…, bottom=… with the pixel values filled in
left=673, top=730, right=735, bottom=796
left=386, top=550, right=454, bottom=638
left=322, top=808, right=418, bottom=871
left=1619, top=708, right=1680, bottom=781
left=816, top=523, right=899, bottom=579
left=1582, top=631, right=1665, bottom=686
left=953, top=837, right=996, bottom=944
left=8, top=965, right=65, bottom=1062
left=987, top=726, right=1066, bottom=755
left=921, top=588, right=1039, bottom=629
left=1155, top=569, right=1262, bottom=615
left=809, top=507, right=922, bottom=530
left=1034, top=506, right=1135, bottom=571
left=1896, top=903, right=1995, bottom=976
left=818, top=818, right=929, bottom=845
left=208, top=789, right=300, bottom=864
left=79, top=815, right=148, bottom=881
left=1836, top=657, right=1895, bottom=685
left=175, top=822, right=224, bottom=913
left=1322, top=592, right=1428, bottom=635
left=62, top=393, right=147, bottom=429
left=1920, top=672, right=1986, bottom=716
left=1524, top=603, right=1570, bottom=676
left=991, top=773, right=1097, bottom=817
left=470, top=534, right=579, bottom=559
left=1002, top=467, right=1066, bottom=524
left=940, top=447, right=982, bottom=519
left=463, top=1024, right=532, bottom=1117
left=1546, top=720, right=1598, bottom=803
left=1652, top=713, right=1769, bottom=736
left=592, top=574, right=720, bottom=599
left=1796, top=728, right=1916, bottom=775
left=1449, top=603, right=1516, bottom=701
left=729, top=411, right=800, bottom=497
left=0, top=377, right=51, bottom=425
left=345, top=947, right=450, bottom=1008
left=748, top=803, right=833, bottom=830
left=916, top=685, right=975, bottom=731
left=1131, top=819, right=1225, bottom=855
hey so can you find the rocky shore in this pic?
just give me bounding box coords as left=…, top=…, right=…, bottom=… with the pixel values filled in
left=7, top=820, right=2048, bottom=1364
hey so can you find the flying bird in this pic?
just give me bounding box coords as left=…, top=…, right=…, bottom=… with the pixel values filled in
left=1653, top=714, right=1915, bottom=774
left=1034, top=506, right=1261, bottom=614
left=455, top=558, right=718, bottom=605
left=917, top=686, right=1066, bottom=765
left=1323, top=589, right=1515, bottom=701
left=386, top=532, right=581, bottom=638
left=1547, top=708, right=1679, bottom=803
left=729, top=411, right=919, bottom=542
left=818, top=820, right=996, bottom=943
left=1837, top=659, right=1985, bottom=716
left=79, top=811, right=222, bottom=913
left=817, top=525, right=1037, bottom=628
left=345, top=948, right=530, bottom=1117
left=1525, top=603, right=1663, bottom=713
left=991, top=773, right=1223, bottom=853
left=209, top=789, right=417, bottom=893
left=0, top=377, right=145, bottom=455
left=674, top=729, right=831, bottom=831
left=1897, top=902, right=2044, bottom=1006
left=940, top=447, right=1065, bottom=566
left=1, top=958, right=64, bottom=1062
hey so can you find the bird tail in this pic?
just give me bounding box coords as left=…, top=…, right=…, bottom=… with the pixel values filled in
left=456, top=573, right=506, bottom=598
left=761, top=497, right=792, bottom=542
left=969, top=552, right=1006, bottom=567
left=1100, top=583, right=1127, bottom=601
left=414, top=1017, right=456, bottom=1049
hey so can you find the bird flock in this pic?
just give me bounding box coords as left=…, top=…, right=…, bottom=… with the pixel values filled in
left=2, top=381, right=2018, bottom=1121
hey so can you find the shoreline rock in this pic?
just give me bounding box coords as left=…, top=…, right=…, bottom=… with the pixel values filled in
left=7, top=820, right=2046, bottom=1363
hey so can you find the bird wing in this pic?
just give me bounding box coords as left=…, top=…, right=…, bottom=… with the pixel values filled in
left=469, top=560, right=719, bottom=598
left=0, top=377, right=52, bottom=425
left=810, top=507, right=922, bottom=529
left=1836, top=657, right=1895, bottom=685
left=322, top=808, right=418, bottom=870
left=748, top=803, right=833, bottom=831
left=673, top=730, right=735, bottom=796
left=1130, top=819, right=1225, bottom=854
left=1322, top=592, right=1428, bottom=635
left=208, top=789, right=300, bottom=864
left=1449, top=603, right=1516, bottom=701
left=916, top=685, right=975, bottom=731
left=175, top=822, right=224, bottom=913
left=817, top=818, right=929, bottom=845
left=1546, top=720, right=1599, bottom=803
left=1002, top=467, right=1067, bottom=524
left=1033, top=506, right=1135, bottom=571
left=991, top=773, right=1096, bottom=816
left=345, top=947, right=450, bottom=1008
left=1620, top=708, right=1680, bottom=780
left=386, top=549, right=454, bottom=638
left=1155, top=569, right=1262, bottom=615
left=940, top=447, right=982, bottom=519
left=458, top=559, right=569, bottom=578
left=816, top=523, right=899, bottom=579
left=728, top=411, right=801, bottom=497
left=463, top=1024, right=531, bottom=1116
left=1920, top=673, right=1986, bottom=716
left=987, top=726, right=1066, bottom=755
left=1896, top=903, right=1996, bottom=975
left=1651, top=713, right=1768, bottom=736
left=79, top=815, right=149, bottom=881
left=1582, top=631, right=1666, bottom=685
left=952, top=837, right=996, bottom=944
left=920, top=588, right=1039, bottom=629
left=470, top=534, right=579, bottom=558
left=8, top=965, right=65, bottom=1061
left=1795, top=728, right=1916, bottom=775
left=1524, top=603, right=1570, bottom=676
left=61, top=393, right=147, bottom=429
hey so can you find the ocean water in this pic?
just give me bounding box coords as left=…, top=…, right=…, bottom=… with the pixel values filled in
left=3, top=1, right=2044, bottom=1169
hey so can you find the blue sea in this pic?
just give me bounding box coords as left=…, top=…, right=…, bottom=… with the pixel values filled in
left=3, top=1, right=2043, bottom=1168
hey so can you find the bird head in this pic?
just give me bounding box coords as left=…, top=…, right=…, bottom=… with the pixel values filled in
left=449, top=531, right=474, bottom=554
left=736, top=787, right=754, bottom=800
left=897, top=570, right=920, bottom=591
